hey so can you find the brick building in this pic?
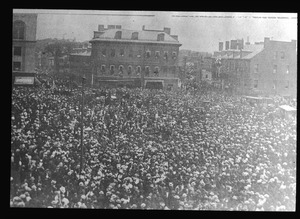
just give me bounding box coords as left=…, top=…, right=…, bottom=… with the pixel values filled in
left=89, top=25, right=182, bottom=89
left=213, top=37, right=297, bottom=97
left=12, top=13, right=37, bottom=74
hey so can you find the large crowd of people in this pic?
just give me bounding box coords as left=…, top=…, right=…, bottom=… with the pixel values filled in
left=10, top=78, right=296, bottom=210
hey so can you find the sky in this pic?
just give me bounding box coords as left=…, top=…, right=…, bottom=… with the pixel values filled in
left=13, top=9, right=297, bottom=53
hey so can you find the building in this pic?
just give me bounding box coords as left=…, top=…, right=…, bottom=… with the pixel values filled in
left=12, top=13, right=38, bottom=82
left=89, top=25, right=182, bottom=89
left=69, top=51, right=91, bottom=82
left=212, top=37, right=297, bottom=97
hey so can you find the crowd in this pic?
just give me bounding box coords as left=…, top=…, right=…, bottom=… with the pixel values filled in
left=10, top=80, right=296, bottom=210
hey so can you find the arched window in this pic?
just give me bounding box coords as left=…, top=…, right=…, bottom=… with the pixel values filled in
left=101, top=65, right=106, bottom=72
left=145, top=66, right=150, bottom=76
left=110, top=65, right=115, bottom=74
left=146, top=50, right=151, bottom=58
left=136, top=66, right=141, bottom=75
left=119, top=65, right=124, bottom=72
left=128, top=65, right=132, bottom=75
left=154, top=66, right=159, bottom=76
left=13, top=20, right=26, bottom=40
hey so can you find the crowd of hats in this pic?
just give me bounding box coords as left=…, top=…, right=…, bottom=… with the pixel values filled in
left=10, top=82, right=296, bottom=210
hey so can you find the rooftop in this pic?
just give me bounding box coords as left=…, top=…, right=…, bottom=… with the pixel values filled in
left=213, top=43, right=264, bottom=60
left=90, top=28, right=181, bottom=45
left=70, top=51, right=91, bottom=56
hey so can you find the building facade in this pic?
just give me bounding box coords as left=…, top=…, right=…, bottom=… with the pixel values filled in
left=12, top=13, right=37, bottom=74
left=89, top=25, right=182, bottom=89
left=213, top=37, right=297, bottom=97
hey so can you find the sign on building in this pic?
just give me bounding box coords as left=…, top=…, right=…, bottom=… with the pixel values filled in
left=14, top=76, right=35, bottom=85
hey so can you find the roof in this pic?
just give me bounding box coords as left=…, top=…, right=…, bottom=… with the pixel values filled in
left=279, top=105, right=296, bottom=112
left=241, top=44, right=264, bottom=59
left=213, top=43, right=264, bottom=60
left=70, top=51, right=91, bottom=56
left=90, top=29, right=181, bottom=45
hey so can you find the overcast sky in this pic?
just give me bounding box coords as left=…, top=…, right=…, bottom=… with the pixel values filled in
left=13, top=9, right=297, bottom=53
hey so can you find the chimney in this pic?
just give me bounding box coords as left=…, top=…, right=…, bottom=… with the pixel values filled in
left=225, top=41, right=230, bottom=50
left=171, top=35, right=178, bottom=41
left=264, top=37, right=270, bottom=48
left=98, top=25, right=105, bottom=31
left=231, top=40, right=238, bottom=50
left=163, top=27, right=171, bottom=35
left=219, top=42, right=224, bottom=51
left=116, top=25, right=122, bottom=29
left=108, top=25, right=116, bottom=29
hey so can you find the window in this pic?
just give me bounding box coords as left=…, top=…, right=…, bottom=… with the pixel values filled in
left=172, top=52, right=177, bottom=60
left=119, top=65, right=124, bottom=72
left=129, top=49, right=133, bottom=58
left=254, top=64, right=258, bottom=73
left=101, top=65, right=106, bottom=72
left=157, top=33, right=164, bottom=41
left=145, top=66, right=150, bottom=76
left=146, top=50, right=151, bottom=58
left=155, top=51, right=160, bottom=58
left=13, top=62, right=21, bottom=71
left=131, top=32, right=139, bottom=40
left=136, top=66, right=141, bottom=75
left=13, top=21, right=25, bottom=40
left=110, top=65, right=115, bottom=74
left=128, top=65, right=132, bottom=75
left=273, top=65, right=277, bottom=74
left=102, top=49, right=106, bottom=56
left=115, top=31, right=122, bottom=39
left=281, top=52, right=285, bottom=59
left=137, top=50, right=142, bottom=58
left=273, top=51, right=277, bottom=59
left=154, top=66, right=159, bottom=76
left=253, top=80, right=258, bottom=88
left=120, top=49, right=124, bottom=57
left=164, top=51, right=168, bottom=60
left=111, top=49, right=115, bottom=57
left=205, top=74, right=208, bottom=79
left=286, top=65, right=289, bottom=74
left=13, top=46, right=22, bottom=56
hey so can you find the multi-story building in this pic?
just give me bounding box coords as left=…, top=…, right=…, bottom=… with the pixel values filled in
left=212, top=37, right=297, bottom=97
left=12, top=13, right=38, bottom=83
left=89, top=25, right=182, bottom=89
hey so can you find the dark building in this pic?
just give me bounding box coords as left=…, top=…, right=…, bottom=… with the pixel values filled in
left=213, top=37, right=297, bottom=97
left=89, top=25, right=182, bottom=89
left=12, top=13, right=38, bottom=82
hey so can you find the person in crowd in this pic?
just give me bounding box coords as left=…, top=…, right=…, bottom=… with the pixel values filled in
left=10, top=77, right=296, bottom=210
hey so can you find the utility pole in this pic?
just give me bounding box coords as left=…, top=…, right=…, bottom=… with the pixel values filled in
left=79, top=75, right=86, bottom=175
left=141, top=45, right=145, bottom=89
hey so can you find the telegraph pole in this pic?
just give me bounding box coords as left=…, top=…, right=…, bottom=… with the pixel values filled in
left=79, top=75, right=86, bottom=175
left=141, top=45, right=145, bottom=89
